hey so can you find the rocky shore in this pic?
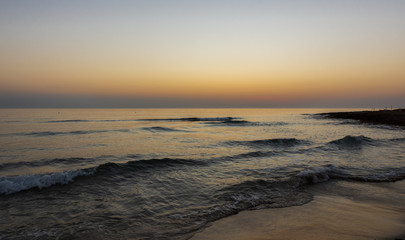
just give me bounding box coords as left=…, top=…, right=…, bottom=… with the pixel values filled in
left=319, top=109, right=405, bottom=127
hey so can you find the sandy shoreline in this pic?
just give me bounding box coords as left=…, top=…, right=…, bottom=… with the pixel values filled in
left=191, top=180, right=405, bottom=240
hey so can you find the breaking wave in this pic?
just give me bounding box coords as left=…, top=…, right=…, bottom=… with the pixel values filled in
left=0, top=169, right=95, bottom=195
left=0, top=158, right=206, bottom=195
left=174, top=163, right=405, bottom=227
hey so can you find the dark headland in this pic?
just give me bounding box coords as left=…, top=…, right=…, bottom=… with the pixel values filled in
left=318, top=108, right=405, bottom=127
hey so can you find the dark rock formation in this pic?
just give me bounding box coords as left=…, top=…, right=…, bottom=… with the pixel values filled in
left=318, top=109, right=405, bottom=127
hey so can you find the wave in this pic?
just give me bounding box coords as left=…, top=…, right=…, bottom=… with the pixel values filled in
left=96, top=158, right=206, bottom=174
left=137, top=116, right=282, bottom=127
left=204, top=120, right=288, bottom=127
left=46, top=119, right=91, bottom=123
left=0, top=169, right=95, bottom=195
left=141, top=127, right=190, bottom=132
left=297, top=165, right=341, bottom=183
left=389, top=137, right=405, bottom=142
left=296, top=165, right=405, bottom=183
left=203, top=119, right=251, bottom=126
left=3, top=155, right=403, bottom=198
left=45, top=119, right=139, bottom=123
left=256, top=121, right=289, bottom=127
left=26, top=130, right=110, bottom=136
left=44, top=117, right=289, bottom=128
left=177, top=179, right=312, bottom=225
left=324, top=135, right=405, bottom=149
left=137, top=117, right=237, bottom=122
left=3, top=129, right=131, bottom=137
left=0, top=154, right=143, bottom=172
left=0, top=157, right=89, bottom=170
left=46, top=118, right=243, bottom=125
left=0, top=158, right=206, bottom=195
left=354, top=167, right=405, bottom=182
left=218, top=179, right=312, bottom=209
left=229, top=151, right=279, bottom=159
left=327, top=135, right=375, bottom=148
left=229, top=138, right=309, bottom=148
left=176, top=164, right=405, bottom=226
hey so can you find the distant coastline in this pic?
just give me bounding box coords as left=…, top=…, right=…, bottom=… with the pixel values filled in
left=319, top=108, right=405, bottom=127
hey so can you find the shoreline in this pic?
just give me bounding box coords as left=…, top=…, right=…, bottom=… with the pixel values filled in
left=318, top=108, right=405, bottom=127
left=191, top=180, right=405, bottom=240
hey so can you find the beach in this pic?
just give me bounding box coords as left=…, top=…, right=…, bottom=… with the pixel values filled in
left=191, top=180, right=405, bottom=240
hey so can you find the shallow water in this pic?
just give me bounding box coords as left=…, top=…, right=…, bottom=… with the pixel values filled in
left=191, top=180, right=405, bottom=240
left=1, top=108, right=404, bottom=239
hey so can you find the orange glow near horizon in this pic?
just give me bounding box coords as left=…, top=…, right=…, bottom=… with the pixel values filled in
left=2, top=66, right=404, bottom=102
left=1, top=1, right=405, bottom=107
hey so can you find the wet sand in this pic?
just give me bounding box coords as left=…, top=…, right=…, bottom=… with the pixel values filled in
left=319, top=109, right=405, bottom=127
left=191, top=180, right=405, bottom=240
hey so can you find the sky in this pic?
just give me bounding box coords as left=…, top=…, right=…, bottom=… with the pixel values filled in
left=1, top=0, right=404, bottom=108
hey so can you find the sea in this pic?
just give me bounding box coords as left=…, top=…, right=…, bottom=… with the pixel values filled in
left=1, top=108, right=404, bottom=239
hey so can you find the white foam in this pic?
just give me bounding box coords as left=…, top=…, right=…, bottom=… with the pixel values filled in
left=0, top=169, right=95, bottom=195
left=297, top=165, right=340, bottom=183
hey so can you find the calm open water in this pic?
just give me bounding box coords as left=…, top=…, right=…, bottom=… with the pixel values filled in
left=1, top=108, right=405, bottom=239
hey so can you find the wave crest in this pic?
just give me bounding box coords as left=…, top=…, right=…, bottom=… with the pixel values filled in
left=297, top=165, right=405, bottom=183
left=205, top=120, right=288, bottom=127
left=0, top=169, right=95, bottom=195
left=230, top=151, right=277, bottom=159
left=96, top=158, right=206, bottom=173
left=141, top=127, right=189, bottom=132
left=3, top=129, right=130, bottom=137
left=327, top=135, right=374, bottom=147
left=230, top=138, right=308, bottom=148
left=46, top=119, right=91, bottom=123
left=138, top=117, right=236, bottom=122
left=0, top=158, right=206, bottom=195
left=297, top=165, right=340, bottom=183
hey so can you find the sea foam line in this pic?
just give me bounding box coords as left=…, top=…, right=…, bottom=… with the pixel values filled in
left=0, top=169, right=95, bottom=195
left=0, top=158, right=203, bottom=195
